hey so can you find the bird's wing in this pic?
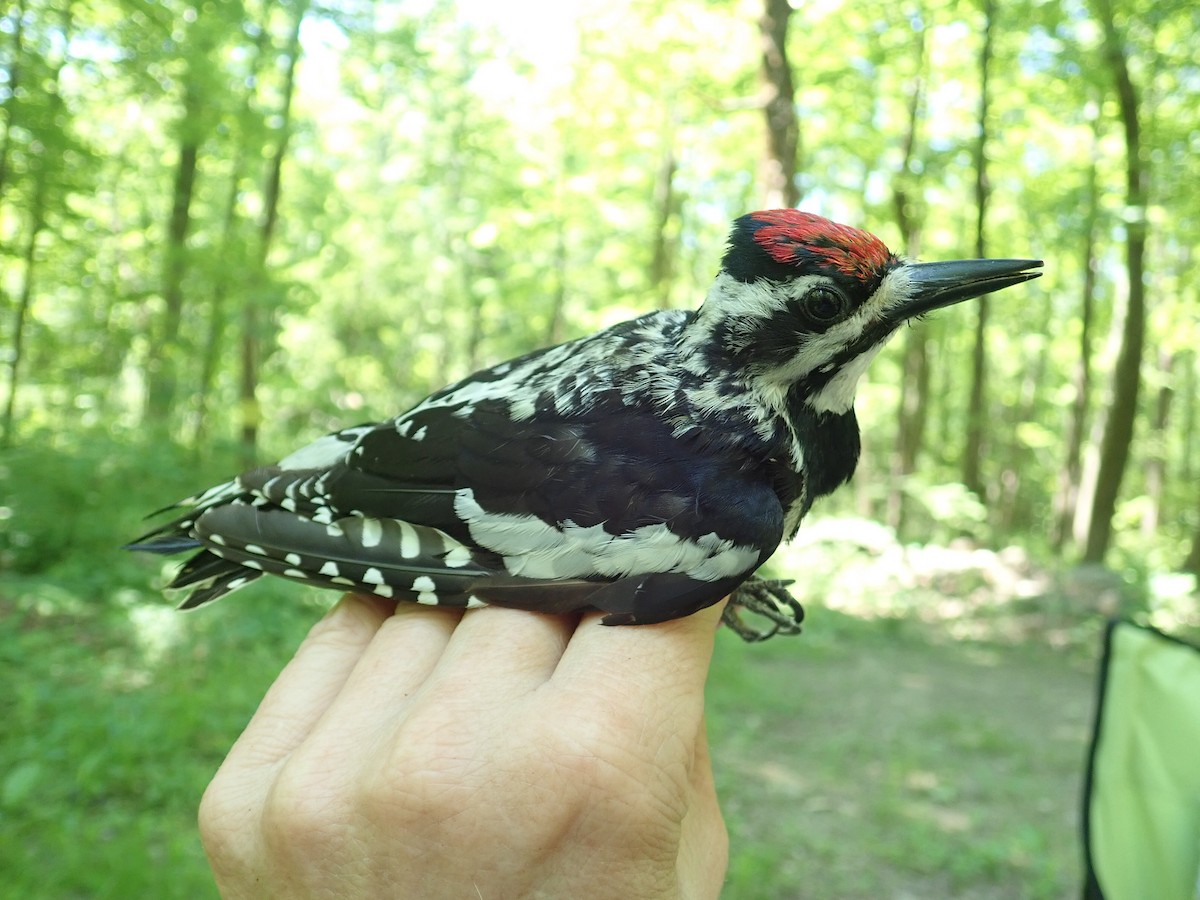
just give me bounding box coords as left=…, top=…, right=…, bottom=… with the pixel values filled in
left=167, top=395, right=784, bottom=624
left=138, top=309, right=783, bottom=623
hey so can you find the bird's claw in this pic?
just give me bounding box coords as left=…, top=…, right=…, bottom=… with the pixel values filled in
left=722, top=577, right=804, bottom=642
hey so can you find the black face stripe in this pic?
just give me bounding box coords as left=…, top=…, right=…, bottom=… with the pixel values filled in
left=784, top=385, right=861, bottom=500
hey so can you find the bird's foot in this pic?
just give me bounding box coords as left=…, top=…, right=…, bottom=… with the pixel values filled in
left=722, top=577, right=804, bottom=642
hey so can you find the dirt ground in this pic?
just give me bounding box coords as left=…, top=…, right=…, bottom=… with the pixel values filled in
left=706, top=612, right=1100, bottom=899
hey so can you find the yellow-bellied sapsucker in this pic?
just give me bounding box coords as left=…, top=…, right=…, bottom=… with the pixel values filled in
left=129, top=210, right=1042, bottom=641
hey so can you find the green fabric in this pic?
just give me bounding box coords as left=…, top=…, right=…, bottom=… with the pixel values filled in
left=1085, top=621, right=1200, bottom=900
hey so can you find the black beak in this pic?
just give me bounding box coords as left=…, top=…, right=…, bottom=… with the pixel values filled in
left=899, top=258, right=1043, bottom=321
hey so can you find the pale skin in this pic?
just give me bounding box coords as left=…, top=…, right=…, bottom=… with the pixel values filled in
left=199, top=593, right=730, bottom=899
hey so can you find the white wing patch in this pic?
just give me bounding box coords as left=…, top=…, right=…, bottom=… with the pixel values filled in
left=174, top=479, right=242, bottom=509
left=453, top=488, right=758, bottom=581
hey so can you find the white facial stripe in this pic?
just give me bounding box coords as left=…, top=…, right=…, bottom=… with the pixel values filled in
left=728, top=275, right=817, bottom=322
left=767, top=267, right=907, bottom=383
left=689, top=265, right=915, bottom=421
left=692, top=273, right=822, bottom=357
left=745, top=271, right=909, bottom=416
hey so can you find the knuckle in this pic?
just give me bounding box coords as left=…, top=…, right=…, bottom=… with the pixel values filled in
left=301, top=603, right=375, bottom=654
left=197, top=777, right=247, bottom=865
left=356, top=721, right=474, bottom=827
left=541, top=697, right=694, bottom=829
left=357, top=763, right=459, bottom=830
left=258, top=761, right=349, bottom=859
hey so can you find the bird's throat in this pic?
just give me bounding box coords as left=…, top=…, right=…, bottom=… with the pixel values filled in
left=804, top=343, right=882, bottom=415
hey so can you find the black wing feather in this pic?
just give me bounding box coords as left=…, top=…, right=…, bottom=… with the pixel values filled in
left=134, top=324, right=787, bottom=622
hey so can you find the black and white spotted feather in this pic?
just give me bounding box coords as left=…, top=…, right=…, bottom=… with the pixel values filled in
left=130, top=210, right=1041, bottom=638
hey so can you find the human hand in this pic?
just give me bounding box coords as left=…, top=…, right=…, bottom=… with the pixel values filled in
left=198, top=594, right=729, bottom=899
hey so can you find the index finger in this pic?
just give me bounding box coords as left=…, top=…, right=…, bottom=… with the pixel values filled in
left=220, top=594, right=398, bottom=771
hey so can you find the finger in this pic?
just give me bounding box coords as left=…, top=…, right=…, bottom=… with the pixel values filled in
left=297, top=598, right=463, bottom=744
left=687, top=713, right=720, bottom=810
left=430, top=605, right=577, bottom=692
left=297, top=606, right=573, bottom=771
left=676, top=716, right=728, bottom=899
left=220, top=593, right=395, bottom=773
left=553, top=599, right=728, bottom=718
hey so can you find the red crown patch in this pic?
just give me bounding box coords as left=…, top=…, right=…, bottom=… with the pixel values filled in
left=750, top=210, right=895, bottom=280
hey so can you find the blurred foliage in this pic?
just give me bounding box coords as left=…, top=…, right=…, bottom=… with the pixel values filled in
left=0, top=427, right=240, bottom=574
left=0, top=0, right=1195, bottom=573
left=1, top=568, right=316, bottom=898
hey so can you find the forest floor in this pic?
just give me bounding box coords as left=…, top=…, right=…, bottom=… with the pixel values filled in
left=709, top=611, right=1098, bottom=899
left=705, top=524, right=1138, bottom=899
left=0, top=528, right=1164, bottom=900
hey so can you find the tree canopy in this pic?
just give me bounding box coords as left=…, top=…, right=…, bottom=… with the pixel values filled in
left=3, top=0, right=1199, bottom=579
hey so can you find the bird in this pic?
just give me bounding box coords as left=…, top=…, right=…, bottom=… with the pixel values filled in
left=129, top=209, right=1042, bottom=641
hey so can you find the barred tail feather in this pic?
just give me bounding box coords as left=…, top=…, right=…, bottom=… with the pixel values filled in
left=124, top=534, right=203, bottom=555
left=174, top=568, right=265, bottom=610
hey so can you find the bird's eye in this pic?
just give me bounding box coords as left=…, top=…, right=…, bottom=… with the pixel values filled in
left=803, top=287, right=848, bottom=323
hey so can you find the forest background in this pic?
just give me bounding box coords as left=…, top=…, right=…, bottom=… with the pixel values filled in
left=1, top=0, right=1197, bottom=897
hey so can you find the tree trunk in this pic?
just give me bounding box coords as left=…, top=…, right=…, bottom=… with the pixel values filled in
left=545, top=165, right=569, bottom=346
left=1, top=2, right=70, bottom=446
left=1, top=169, right=48, bottom=446
left=1182, top=352, right=1197, bottom=487
left=962, top=0, right=994, bottom=500
left=237, top=303, right=259, bottom=466
left=0, top=0, right=25, bottom=205
left=997, top=288, right=1053, bottom=531
left=193, top=12, right=271, bottom=449
left=1180, top=352, right=1200, bottom=571
left=758, top=0, right=799, bottom=208
left=1053, top=123, right=1101, bottom=551
left=1140, top=349, right=1174, bottom=538
left=886, top=14, right=928, bottom=534
left=1082, top=0, right=1148, bottom=564
left=146, top=82, right=202, bottom=423
left=649, top=106, right=678, bottom=309
left=463, top=253, right=486, bottom=374
left=239, top=0, right=308, bottom=462
left=193, top=167, right=243, bottom=450
left=1184, top=471, right=1200, bottom=574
